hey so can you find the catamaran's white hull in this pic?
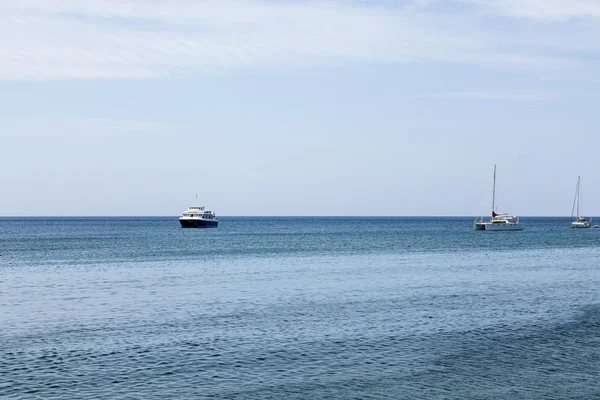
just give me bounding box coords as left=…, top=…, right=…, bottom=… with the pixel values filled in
left=571, top=222, right=592, bottom=228
left=485, top=223, right=523, bottom=231
left=474, top=222, right=523, bottom=231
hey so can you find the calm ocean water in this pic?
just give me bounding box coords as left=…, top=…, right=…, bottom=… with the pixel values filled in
left=2, top=217, right=600, bottom=399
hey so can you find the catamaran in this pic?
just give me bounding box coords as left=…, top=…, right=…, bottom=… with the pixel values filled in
left=570, top=176, right=592, bottom=228
left=474, top=165, right=523, bottom=231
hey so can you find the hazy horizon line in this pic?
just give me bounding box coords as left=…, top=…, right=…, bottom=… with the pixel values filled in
left=0, top=215, right=586, bottom=218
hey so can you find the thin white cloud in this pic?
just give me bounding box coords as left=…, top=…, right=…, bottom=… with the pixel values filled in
left=0, top=116, right=174, bottom=137
left=414, top=91, right=552, bottom=100
left=0, top=0, right=598, bottom=80
left=460, top=0, right=600, bottom=20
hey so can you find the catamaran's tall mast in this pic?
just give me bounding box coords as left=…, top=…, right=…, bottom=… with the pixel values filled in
left=571, top=176, right=581, bottom=221
left=492, top=164, right=496, bottom=216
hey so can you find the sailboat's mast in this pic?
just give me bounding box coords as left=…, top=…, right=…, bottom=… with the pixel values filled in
left=577, top=176, right=580, bottom=218
left=492, top=164, right=496, bottom=216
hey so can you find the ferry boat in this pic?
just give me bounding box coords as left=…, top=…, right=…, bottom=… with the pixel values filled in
left=179, top=197, right=218, bottom=228
left=474, top=165, right=523, bottom=231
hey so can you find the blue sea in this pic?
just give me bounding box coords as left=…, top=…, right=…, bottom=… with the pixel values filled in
left=2, top=217, right=600, bottom=399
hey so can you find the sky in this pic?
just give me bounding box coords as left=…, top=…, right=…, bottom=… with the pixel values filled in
left=1, top=0, right=600, bottom=216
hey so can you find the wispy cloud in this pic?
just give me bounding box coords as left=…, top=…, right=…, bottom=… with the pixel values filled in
left=413, top=91, right=552, bottom=100
left=459, top=0, right=600, bottom=20
left=0, top=115, right=175, bottom=137
left=0, top=0, right=598, bottom=80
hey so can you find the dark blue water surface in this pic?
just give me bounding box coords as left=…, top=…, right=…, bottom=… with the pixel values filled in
left=2, top=217, right=600, bottom=399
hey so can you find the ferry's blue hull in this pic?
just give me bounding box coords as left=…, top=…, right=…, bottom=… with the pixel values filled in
left=179, top=219, right=218, bottom=228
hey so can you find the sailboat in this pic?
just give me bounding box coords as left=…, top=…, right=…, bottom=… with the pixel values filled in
left=570, top=176, right=592, bottom=228
left=474, top=165, right=523, bottom=231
